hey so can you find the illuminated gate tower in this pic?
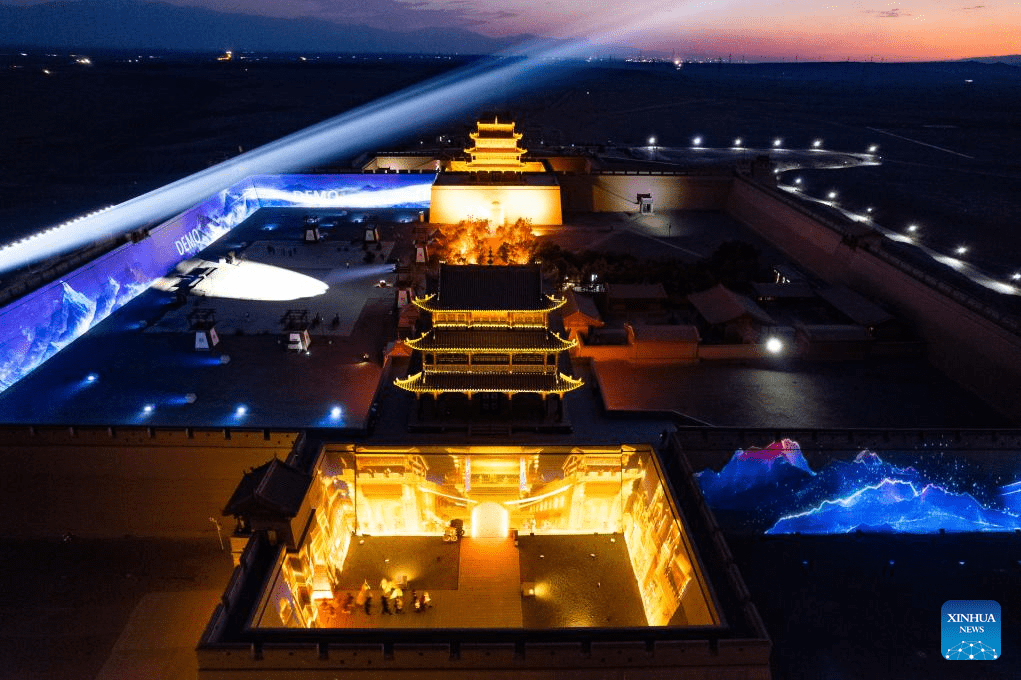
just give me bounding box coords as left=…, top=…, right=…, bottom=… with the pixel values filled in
left=395, top=264, right=582, bottom=420
left=431, top=115, right=563, bottom=226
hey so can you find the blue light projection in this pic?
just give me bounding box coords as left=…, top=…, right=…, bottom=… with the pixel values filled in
left=0, top=173, right=435, bottom=393
left=695, top=440, right=1021, bottom=534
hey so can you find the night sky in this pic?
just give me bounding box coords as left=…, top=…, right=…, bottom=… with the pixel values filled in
left=2, top=0, right=1018, bottom=61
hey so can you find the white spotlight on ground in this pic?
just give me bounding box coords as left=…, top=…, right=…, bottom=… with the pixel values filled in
left=765, top=337, right=784, bottom=355
left=956, top=246, right=968, bottom=255
left=812, top=139, right=823, bottom=148
left=773, top=138, right=783, bottom=147
left=692, top=136, right=702, bottom=147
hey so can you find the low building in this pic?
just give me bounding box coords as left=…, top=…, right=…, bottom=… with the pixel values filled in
left=561, top=289, right=604, bottom=341
left=688, top=284, right=775, bottom=344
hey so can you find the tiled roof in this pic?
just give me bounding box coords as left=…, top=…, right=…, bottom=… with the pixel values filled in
left=563, top=289, right=603, bottom=325
left=688, top=284, right=775, bottom=326
left=222, top=458, right=310, bottom=518
left=817, top=286, right=894, bottom=326
left=405, top=328, right=575, bottom=352
left=395, top=371, right=583, bottom=394
left=431, top=264, right=550, bottom=310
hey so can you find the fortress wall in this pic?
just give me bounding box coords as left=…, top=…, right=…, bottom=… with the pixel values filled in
left=559, top=174, right=732, bottom=213
left=0, top=426, right=300, bottom=538
left=430, top=185, right=562, bottom=225
left=726, top=178, right=1021, bottom=421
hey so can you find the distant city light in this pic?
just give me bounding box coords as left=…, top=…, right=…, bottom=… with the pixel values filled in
left=235, top=405, right=248, bottom=416
left=773, top=138, right=783, bottom=147
left=733, top=138, right=743, bottom=147
left=691, top=136, right=702, bottom=147
left=765, top=337, right=784, bottom=354
left=812, top=139, right=822, bottom=148
left=955, top=246, right=968, bottom=255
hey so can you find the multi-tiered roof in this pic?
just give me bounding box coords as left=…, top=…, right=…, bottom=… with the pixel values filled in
left=463, top=114, right=527, bottom=171
left=395, top=264, right=583, bottom=398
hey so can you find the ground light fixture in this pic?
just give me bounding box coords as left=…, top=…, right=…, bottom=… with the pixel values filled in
left=330, top=406, right=342, bottom=419
left=142, top=404, right=155, bottom=414
left=1011, top=273, right=1021, bottom=281
left=907, top=224, right=919, bottom=233
left=794, top=177, right=803, bottom=185
left=648, top=136, right=656, bottom=146
left=812, top=139, right=823, bottom=148
left=956, top=246, right=969, bottom=255
left=765, top=337, right=784, bottom=355
left=773, top=138, right=783, bottom=147
left=868, top=144, right=879, bottom=153
left=733, top=138, right=742, bottom=147
left=692, top=136, right=702, bottom=146
left=235, top=405, right=248, bottom=417
left=85, top=373, right=98, bottom=383
left=827, top=191, right=838, bottom=200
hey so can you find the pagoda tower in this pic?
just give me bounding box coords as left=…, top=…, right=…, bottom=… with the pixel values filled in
left=395, top=264, right=582, bottom=420
left=463, top=114, right=528, bottom=171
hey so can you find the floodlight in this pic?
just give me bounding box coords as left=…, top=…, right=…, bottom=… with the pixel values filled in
left=765, top=337, right=784, bottom=354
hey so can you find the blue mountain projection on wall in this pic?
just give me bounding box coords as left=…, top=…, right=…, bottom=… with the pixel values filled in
left=695, top=442, right=1021, bottom=534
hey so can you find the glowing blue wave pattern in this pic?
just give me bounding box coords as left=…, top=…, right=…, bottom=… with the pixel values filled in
left=695, top=441, right=1021, bottom=534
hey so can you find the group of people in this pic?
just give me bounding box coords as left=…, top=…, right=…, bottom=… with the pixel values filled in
left=344, top=578, right=432, bottom=616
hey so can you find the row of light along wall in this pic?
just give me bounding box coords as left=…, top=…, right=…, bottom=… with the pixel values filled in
left=785, top=177, right=1021, bottom=285
left=646, top=135, right=878, bottom=154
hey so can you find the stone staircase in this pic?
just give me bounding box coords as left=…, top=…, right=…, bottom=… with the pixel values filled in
left=455, top=537, right=522, bottom=628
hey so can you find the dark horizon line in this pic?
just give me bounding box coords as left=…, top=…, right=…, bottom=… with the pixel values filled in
left=2, top=45, right=1019, bottom=65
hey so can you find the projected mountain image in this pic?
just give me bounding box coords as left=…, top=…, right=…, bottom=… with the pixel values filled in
left=695, top=442, right=1021, bottom=534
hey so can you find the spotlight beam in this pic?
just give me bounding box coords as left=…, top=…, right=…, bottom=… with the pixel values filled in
left=0, top=3, right=707, bottom=275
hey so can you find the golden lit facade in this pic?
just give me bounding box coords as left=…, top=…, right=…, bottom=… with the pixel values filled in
left=395, top=265, right=583, bottom=407
left=256, top=444, right=719, bottom=629
left=431, top=115, right=563, bottom=225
